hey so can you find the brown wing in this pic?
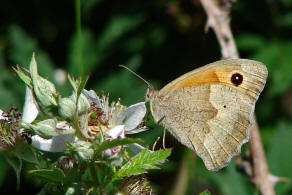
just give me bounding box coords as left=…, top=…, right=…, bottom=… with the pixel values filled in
left=150, top=59, right=267, bottom=170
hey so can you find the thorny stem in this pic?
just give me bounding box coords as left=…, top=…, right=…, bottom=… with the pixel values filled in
left=200, top=0, right=275, bottom=194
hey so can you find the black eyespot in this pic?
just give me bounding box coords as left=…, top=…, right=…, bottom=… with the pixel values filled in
left=231, top=73, right=243, bottom=86
left=223, top=105, right=226, bottom=108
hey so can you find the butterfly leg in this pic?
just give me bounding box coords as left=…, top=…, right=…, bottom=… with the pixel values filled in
left=163, top=128, right=166, bottom=149
left=157, top=115, right=165, bottom=125
left=152, top=136, right=161, bottom=151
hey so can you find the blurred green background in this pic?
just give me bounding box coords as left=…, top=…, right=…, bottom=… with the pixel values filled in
left=0, top=0, right=292, bottom=194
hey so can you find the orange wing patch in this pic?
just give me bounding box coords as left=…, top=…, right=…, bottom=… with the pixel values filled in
left=175, top=66, right=241, bottom=89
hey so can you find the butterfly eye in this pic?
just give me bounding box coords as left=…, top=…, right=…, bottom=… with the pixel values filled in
left=231, top=73, right=243, bottom=86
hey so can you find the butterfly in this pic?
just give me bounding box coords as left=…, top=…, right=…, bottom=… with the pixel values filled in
left=146, top=59, right=268, bottom=171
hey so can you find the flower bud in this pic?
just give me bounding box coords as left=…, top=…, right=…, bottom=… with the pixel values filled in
left=23, top=119, right=58, bottom=138
left=70, top=140, right=94, bottom=161
left=77, top=94, right=90, bottom=115
left=58, top=96, right=76, bottom=120
left=36, top=119, right=58, bottom=138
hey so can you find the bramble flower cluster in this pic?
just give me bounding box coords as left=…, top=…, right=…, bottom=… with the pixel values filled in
left=0, top=53, right=171, bottom=194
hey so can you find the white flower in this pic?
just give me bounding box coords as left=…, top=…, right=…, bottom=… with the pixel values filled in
left=22, top=87, right=148, bottom=154
left=83, top=90, right=147, bottom=133
left=83, top=90, right=148, bottom=156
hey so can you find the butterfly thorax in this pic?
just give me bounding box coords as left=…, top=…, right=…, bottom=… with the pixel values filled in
left=145, top=89, right=163, bottom=123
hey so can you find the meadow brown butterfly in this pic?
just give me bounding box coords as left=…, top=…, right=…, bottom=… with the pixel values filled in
left=146, top=59, right=268, bottom=171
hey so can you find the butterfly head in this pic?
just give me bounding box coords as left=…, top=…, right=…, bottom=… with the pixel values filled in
left=145, top=88, right=154, bottom=102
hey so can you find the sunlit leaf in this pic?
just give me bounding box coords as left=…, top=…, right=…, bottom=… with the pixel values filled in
left=113, top=148, right=171, bottom=180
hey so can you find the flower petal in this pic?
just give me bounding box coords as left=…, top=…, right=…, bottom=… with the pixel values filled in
left=0, top=109, right=8, bottom=120
left=127, top=143, right=146, bottom=154
left=31, top=134, right=75, bottom=152
left=82, top=89, right=101, bottom=107
left=125, top=127, right=149, bottom=135
left=117, top=102, right=146, bottom=132
left=22, top=87, right=39, bottom=123
left=106, top=125, right=125, bottom=139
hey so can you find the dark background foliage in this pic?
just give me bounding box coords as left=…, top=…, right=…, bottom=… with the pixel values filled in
left=0, top=0, right=292, bottom=194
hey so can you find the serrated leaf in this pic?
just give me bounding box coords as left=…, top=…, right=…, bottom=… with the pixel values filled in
left=29, top=168, right=65, bottom=184
left=95, top=138, right=145, bottom=155
left=113, top=148, right=171, bottom=180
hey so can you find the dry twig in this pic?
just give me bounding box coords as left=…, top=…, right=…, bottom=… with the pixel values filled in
left=200, top=0, right=276, bottom=194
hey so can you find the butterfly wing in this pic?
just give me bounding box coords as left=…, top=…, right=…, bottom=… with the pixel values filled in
left=150, top=59, right=267, bottom=170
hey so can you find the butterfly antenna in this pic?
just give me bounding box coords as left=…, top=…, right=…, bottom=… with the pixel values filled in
left=119, top=65, right=154, bottom=90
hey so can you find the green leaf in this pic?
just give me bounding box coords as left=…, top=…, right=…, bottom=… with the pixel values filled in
left=267, top=122, right=292, bottom=195
left=95, top=161, right=115, bottom=185
left=15, top=143, right=40, bottom=166
left=113, top=148, right=171, bottom=180
left=5, top=152, right=22, bottom=190
left=29, top=168, right=65, bottom=184
left=199, top=189, right=211, bottom=195
left=94, top=138, right=145, bottom=155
